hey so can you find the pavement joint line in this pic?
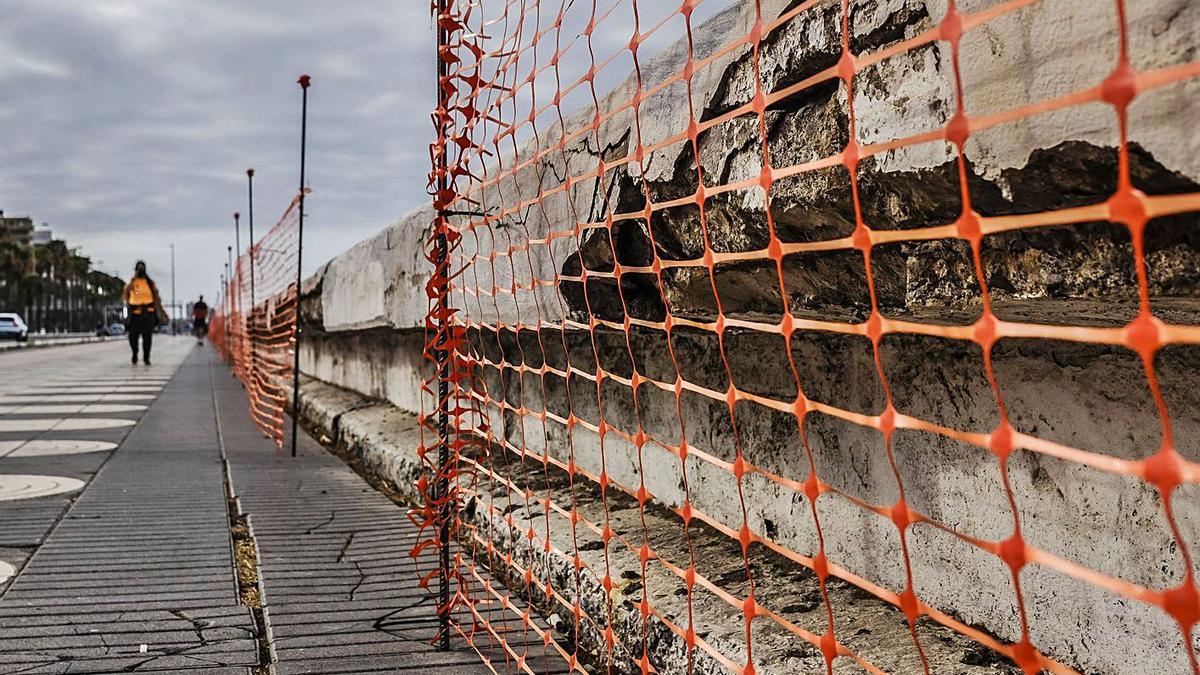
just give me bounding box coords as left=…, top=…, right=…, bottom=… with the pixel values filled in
left=212, top=351, right=511, bottom=672
left=210, top=349, right=276, bottom=675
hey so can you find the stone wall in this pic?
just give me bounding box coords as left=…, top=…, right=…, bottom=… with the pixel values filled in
left=298, top=1, right=1200, bottom=672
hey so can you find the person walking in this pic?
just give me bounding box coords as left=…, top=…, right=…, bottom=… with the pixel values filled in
left=122, top=260, right=166, bottom=365
left=192, top=295, right=209, bottom=344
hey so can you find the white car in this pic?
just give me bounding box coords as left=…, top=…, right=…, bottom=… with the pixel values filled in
left=0, top=313, right=29, bottom=342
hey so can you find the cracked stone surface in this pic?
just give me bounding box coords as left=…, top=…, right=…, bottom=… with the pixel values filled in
left=298, top=379, right=1035, bottom=674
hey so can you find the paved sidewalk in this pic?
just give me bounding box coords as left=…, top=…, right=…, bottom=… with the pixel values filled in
left=0, top=341, right=526, bottom=674
left=0, top=339, right=192, bottom=597
left=209, top=350, right=498, bottom=674
left=0, top=340, right=256, bottom=673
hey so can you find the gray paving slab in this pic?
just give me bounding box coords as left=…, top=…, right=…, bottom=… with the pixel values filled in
left=0, top=341, right=556, bottom=674
left=0, top=340, right=258, bottom=673
left=209, top=350, right=506, bottom=674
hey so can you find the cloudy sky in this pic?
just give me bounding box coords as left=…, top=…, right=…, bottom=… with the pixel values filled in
left=0, top=0, right=433, bottom=308
left=0, top=0, right=737, bottom=312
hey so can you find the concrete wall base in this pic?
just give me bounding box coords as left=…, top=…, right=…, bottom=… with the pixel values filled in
left=296, top=375, right=1037, bottom=675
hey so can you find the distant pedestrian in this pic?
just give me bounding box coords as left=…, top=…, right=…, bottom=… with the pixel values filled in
left=192, top=296, right=209, bottom=344
left=122, top=260, right=166, bottom=365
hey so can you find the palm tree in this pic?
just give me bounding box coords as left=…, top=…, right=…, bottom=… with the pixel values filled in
left=0, top=240, right=33, bottom=312
left=41, top=240, right=74, bottom=331
left=65, top=253, right=90, bottom=331
left=21, top=272, right=43, bottom=330
left=0, top=236, right=121, bottom=332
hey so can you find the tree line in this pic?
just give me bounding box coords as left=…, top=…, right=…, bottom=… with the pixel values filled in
left=0, top=238, right=125, bottom=333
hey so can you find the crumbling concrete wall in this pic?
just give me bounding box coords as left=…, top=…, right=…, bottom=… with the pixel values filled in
left=299, top=0, right=1200, bottom=672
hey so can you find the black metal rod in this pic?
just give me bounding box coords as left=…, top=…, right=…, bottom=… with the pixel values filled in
left=290, top=75, right=310, bottom=458
left=225, top=248, right=233, bottom=364
left=247, top=169, right=257, bottom=386
left=232, top=213, right=241, bottom=374
left=247, top=170, right=256, bottom=318
left=435, top=0, right=452, bottom=652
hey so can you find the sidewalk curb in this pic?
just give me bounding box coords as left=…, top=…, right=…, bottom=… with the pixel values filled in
left=0, top=335, right=113, bottom=352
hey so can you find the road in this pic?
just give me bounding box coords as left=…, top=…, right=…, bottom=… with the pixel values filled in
left=0, top=340, right=503, bottom=674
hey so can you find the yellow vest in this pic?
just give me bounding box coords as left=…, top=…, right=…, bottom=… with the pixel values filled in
left=128, top=278, right=154, bottom=306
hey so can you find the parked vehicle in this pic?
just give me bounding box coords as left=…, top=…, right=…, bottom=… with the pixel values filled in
left=108, top=322, right=126, bottom=336
left=0, top=313, right=29, bottom=342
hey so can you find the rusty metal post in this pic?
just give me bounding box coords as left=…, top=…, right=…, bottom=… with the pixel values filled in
left=434, top=0, right=452, bottom=651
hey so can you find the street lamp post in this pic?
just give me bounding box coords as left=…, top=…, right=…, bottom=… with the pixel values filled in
left=247, top=169, right=255, bottom=316
left=224, top=256, right=231, bottom=364
left=232, top=214, right=241, bottom=360
left=246, top=169, right=257, bottom=382
left=233, top=212, right=241, bottom=329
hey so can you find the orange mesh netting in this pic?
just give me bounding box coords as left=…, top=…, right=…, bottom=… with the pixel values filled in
left=417, top=0, right=1200, bottom=673
left=210, top=289, right=226, bottom=357
left=215, top=193, right=303, bottom=446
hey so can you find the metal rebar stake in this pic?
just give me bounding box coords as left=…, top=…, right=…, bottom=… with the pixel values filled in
left=247, top=169, right=256, bottom=368
left=290, top=75, right=310, bottom=458
left=224, top=253, right=232, bottom=362
left=435, top=0, right=452, bottom=652
left=232, top=213, right=241, bottom=375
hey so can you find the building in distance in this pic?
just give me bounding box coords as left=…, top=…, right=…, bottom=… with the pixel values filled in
left=0, top=211, right=35, bottom=249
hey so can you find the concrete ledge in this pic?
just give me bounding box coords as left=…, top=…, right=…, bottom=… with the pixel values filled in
left=296, top=377, right=425, bottom=505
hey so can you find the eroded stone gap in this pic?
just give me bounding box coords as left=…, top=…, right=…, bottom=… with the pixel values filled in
left=224, top=499, right=271, bottom=674
left=217, top=406, right=273, bottom=674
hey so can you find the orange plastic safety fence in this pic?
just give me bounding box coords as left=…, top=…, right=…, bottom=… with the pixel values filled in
left=210, top=295, right=227, bottom=359
left=418, top=1, right=1200, bottom=674
left=214, top=193, right=303, bottom=447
